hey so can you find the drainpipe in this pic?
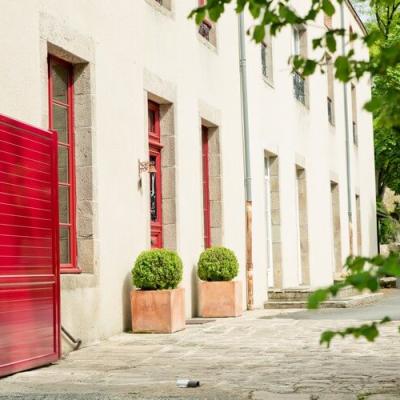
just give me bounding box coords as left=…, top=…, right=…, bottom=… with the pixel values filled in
left=238, top=12, right=254, bottom=310
left=340, top=2, right=353, bottom=255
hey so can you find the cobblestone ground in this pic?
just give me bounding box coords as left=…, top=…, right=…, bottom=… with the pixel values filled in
left=1, top=309, right=400, bottom=399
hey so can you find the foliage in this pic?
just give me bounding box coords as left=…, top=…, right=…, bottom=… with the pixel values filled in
left=190, top=0, right=400, bottom=131
left=197, top=247, right=239, bottom=281
left=308, top=253, right=400, bottom=346
left=190, top=0, right=400, bottom=345
left=132, top=249, right=183, bottom=290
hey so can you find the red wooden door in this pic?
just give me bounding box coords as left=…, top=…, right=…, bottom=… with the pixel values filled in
left=0, top=114, right=60, bottom=377
left=202, top=127, right=211, bottom=248
left=148, top=101, right=163, bottom=248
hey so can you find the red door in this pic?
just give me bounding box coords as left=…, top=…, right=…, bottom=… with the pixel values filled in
left=202, top=126, right=211, bottom=248
left=148, top=101, right=163, bottom=248
left=0, top=114, right=60, bottom=377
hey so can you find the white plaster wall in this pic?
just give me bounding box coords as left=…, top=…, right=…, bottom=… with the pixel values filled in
left=0, top=0, right=376, bottom=351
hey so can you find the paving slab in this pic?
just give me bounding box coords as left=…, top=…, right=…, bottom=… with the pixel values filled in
left=1, top=292, right=400, bottom=399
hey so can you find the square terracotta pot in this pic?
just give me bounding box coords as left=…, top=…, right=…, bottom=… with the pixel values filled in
left=199, top=280, right=243, bottom=318
left=131, top=287, right=185, bottom=333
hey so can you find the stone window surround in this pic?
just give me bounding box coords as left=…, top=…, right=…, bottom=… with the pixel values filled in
left=330, top=180, right=343, bottom=277
left=292, top=24, right=310, bottom=108
left=39, top=13, right=98, bottom=289
left=144, top=0, right=175, bottom=18
left=295, top=164, right=310, bottom=286
left=265, top=151, right=282, bottom=289
left=261, top=30, right=274, bottom=86
left=200, top=119, right=223, bottom=247
left=355, top=193, right=362, bottom=255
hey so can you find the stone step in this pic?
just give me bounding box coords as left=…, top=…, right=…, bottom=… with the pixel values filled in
left=268, top=286, right=359, bottom=301
left=264, top=292, right=383, bottom=309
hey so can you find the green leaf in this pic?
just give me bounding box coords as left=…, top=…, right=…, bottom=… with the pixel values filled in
left=326, top=32, right=337, bottom=53
left=322, top=0, right=335, bottom=16
left=308, top=289, right=329, bottom=309
left=253, top=25, right=265, bottom=43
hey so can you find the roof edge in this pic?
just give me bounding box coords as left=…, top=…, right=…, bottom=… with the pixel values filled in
left=344, top=0, right=368, bottom=35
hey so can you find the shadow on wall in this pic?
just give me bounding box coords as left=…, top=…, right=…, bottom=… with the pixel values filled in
left=192, top=263, right=199, bottom=317
left=122, top=271, right=132, bottom=332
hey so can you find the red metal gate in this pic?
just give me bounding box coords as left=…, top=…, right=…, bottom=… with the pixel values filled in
left=0, top=114, right=60, bottom=377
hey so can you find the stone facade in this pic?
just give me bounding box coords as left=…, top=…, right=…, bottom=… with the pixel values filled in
left=0, top=0, right=377, bottom=352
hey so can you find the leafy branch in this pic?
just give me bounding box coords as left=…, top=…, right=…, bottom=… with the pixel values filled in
left=308, top=253, right=400, bottom=346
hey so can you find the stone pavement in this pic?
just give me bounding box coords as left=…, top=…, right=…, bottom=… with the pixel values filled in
left=2, top=302, right=400, bottom=399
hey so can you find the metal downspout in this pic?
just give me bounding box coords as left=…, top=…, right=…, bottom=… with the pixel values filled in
left=238, top=13, right=254, bottom=310
left=340, top=2, right=354, bottom=255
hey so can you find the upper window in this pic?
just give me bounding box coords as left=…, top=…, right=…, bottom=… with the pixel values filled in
left=324, top=13, right=333, bottom=29
left=351, top=83, right=358, bottom=146
left=326, top=54, right=335, bottom=125
left=48, top=56, right=78, bottom=273
left=292, top=26, right=308, bottom=106
left=261, top=32, right=273, bottom=84
left=198, top=0, right=217, bottom=47
left=148, top=0, right=171, bottom=11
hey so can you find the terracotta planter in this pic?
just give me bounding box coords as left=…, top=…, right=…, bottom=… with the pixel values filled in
left=199, top=280, right=242, bottom=317
left=131, top=287, right=185, bottom=333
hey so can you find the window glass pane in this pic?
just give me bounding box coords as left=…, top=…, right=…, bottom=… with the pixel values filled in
left=60, top=226, right=70, bottom=264
left=52, top=63, right=68, bottom=103
left=58, top=145, right=69, bottom=183
left=59, top=185, right=70, bottom=224
left=148, top=109, right=155, bottom=133
left=149, top=155, right=157, bottom=222
left=53, top=104, right=69, bottom=144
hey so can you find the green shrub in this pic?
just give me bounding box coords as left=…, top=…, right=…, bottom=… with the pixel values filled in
left=132, top=249, right=183, bottom=290
left=197, top=247, right=239, bottom=281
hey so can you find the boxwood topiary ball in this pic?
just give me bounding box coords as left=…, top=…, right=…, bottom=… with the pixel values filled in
left=132, top=249, right=183, bottom=290
left=197, top=247, right=239, bottom=281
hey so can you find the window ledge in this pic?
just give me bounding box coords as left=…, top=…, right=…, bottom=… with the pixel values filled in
left=144, top=0, right=174, bottom=19
left=262, top=76, right=274, bottom=89
left=61, top=272, right=98, bottom=290
left=197, top=33, right=218, bottom=53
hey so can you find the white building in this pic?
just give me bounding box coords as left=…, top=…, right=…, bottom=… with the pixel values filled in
left=0, top=0, right=377, bottom=352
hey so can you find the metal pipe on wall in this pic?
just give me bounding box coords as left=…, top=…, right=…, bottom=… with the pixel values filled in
left=340, top=2, right=354, bottom=255
left=238, top=12, right=254, bottom=310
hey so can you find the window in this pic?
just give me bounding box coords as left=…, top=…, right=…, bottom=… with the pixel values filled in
left=261, top=32, right=273, bottom=83
left=326, top=54, right=335, bottom=125
left=292, top=26, right=308, bottom=105
left=351, top=84, right=358, bottom=145
left=324, top=13, right=333, bottom=29
left=201, top=127, right=211, bottom=248
left=48, top=56, right=77, bottom=272
left=198, top=0, right=216, bottom=46
left=148, top=101, right=163, bottom=248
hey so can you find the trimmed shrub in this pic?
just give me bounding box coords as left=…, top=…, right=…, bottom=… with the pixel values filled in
left=132, top=249, right=183, bottom=290
left=197, top=247, right=239, bottom=282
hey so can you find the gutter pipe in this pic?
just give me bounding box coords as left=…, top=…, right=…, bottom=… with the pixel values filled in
left=340, top=2, right=354, bottom=255
left=238, top=12, right=254, bottom=310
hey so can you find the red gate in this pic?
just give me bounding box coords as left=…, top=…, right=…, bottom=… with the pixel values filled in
left=0, top=114, right=60, bottom=377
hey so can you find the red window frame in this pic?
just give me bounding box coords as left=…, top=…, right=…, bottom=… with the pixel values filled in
left=48, top=56, right=79, bottom=273
left=148, top=101, right=163, bottom=248
left=202, top=126, right=211, bottom=248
